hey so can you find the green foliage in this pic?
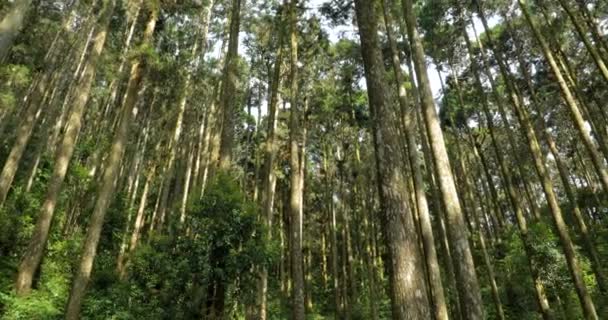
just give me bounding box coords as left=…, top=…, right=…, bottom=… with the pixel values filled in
left=77, top=171, right=273, bottom=319
left=0, top=291, right=62, bottom=320
left=0, top=64, right=31, bottom=130
left=1, top=0, right=607, bottom=319
left=188, top=171, right=273, bottom=304
left=483, top=219, right=604, bottom=320
left=0, top=184, right=42, bottom=259
left=0, top=152, right=97, bottom=319
left=0, top=236, right=81, bottom=320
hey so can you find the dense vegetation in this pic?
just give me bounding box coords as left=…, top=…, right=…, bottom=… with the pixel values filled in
left=0, top=0, right=607, bottom=319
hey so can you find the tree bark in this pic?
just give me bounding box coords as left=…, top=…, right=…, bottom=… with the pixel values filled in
left=354, top=0, right=431, bottom=318
left=461, top=14, right=556, bottom=318
left=512, top=30, right=608, bottom=293
left=382, top=1, right=448, bottom=319
left=257, top=2, right=285, bottom=317
left=518, top=0, right=608, bottom=196
left=479, top=2, right=599, bottom=318
left=217, top=0, right=243, bottom=170
left=15, top=0, right=115, bottom=296
left=64, top=7, right=157, bottom=319
left=401, top=0, right=484, bottom=318
left=288, top=1, right=305, bottom=318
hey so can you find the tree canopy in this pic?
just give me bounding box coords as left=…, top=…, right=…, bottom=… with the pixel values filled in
left=0, top=0, right=607, bottom=319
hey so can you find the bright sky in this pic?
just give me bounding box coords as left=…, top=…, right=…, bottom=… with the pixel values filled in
left=308, top=0, right=446, bottom=98
left=237, top=0, right=497, bottom=118
left=307, top=0, right=499, bottom=100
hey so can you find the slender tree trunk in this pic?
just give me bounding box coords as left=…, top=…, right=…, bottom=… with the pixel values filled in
left=544, top=126, right=607, bottom=291
left=556, top=0, right=608, bottom=84
left=331, top=191, right=341, bottom=319
left=15, top=0, right=115, bottom=296
left=0, top=14, right=97, bottom=206
left=88, top=0, right=142, bottom=170
left=553, top=48, right=608, bottom=164
left=401, top=0, right=483, bottom=317
left=152, top=42, right=199, bottom=231
left=288, top=1, right=305, bottom=318
left=362, top=188, right=378, bottom=320
left=469, top=16, right=558, bottom=320
left=127, top=165, right=155, bottom=257
left=0, top=78, right=46, bottom=205
left=257, top=2, right=285, bottom=317
left=323, top=147, right=341, bottom=319
left=503, top=15, right=608, bottom=292
left=407, top=57, right=462, bottom=320
left=533, top=5, right=608, bottom=164
left=513, top=38, right=608, bottom=293
left=152, top=26, right=203, bottom=230
left=190, top=3, right=216, bottom=195
left=574, top=0, right=608, bottom=55
left=477, top=2, right=599, bottom=318
left=459, top=149, right=506, bottom=320
left=179, top=142, right=195, bottom=223
left=518, top=0, right=608, bottom=196
left=64, top=8, right=157, bottom=319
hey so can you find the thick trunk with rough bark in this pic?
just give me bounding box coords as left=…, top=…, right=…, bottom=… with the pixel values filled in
left=217, top=0, right=243, bottom=170
left=381, top=1, right=448, bottom=319
left=354, top=0, right=431, bottom=318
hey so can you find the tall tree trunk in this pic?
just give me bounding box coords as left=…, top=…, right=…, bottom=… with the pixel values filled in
left=574, top=0, right=608, bottom=55
left=460, top=14, right=556, bottom=318
left=354, top=0, right=431, bottom=318
left=257, top=2, right=285, bottom=317
left=0, top=13, right=97, bottom=206
left=478, top=2, right=599, bottom=318
left=217, top=0, right=243, bottom=170
left=511, top=31, right=608, bottom=293
left=381, top=1, right=448, bottom=319
left=288, top=1, right=305, bottom=318
left=407, top=55, right=462, bottom=320
left=534, top=5, right=608, bottom=164
left=362, top=185, right=379, bottom=320
left=87, top=0, right=142, bottom=173
left=556, top=0, right=608, bottom=84
left=518, top=0, right=608, bottom=196
left=323, top=146, right=341, bottom=319
left=189, top=0, right=215, bottom=195
left=152, top=35, right=202, bottom=231
left=126, top=165, right=155, bottom=258
left=458, top=146, right=506, bottom=320
left=64, top=8, right=157, bottom=319
left=179, top=142, right=195, bottom=223
left=15, top=0, right=115, bottom=296
left=0, top=77, right=47, bottom=205
left=401, top=0, right=484, bottom=318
